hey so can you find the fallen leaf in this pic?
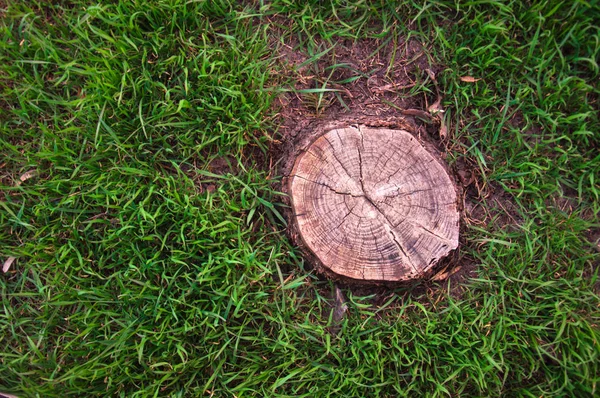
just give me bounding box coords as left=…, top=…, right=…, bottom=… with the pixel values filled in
left=431, top=265, right=462, bottom=281
left=20, top=170, right=36, bottom=182
left=431, top=271, right=449, bottom=281
left=426, top=68, right=437, bottom=81
left=460, top=76, right=481, bottom=83
left=2, top=256, right=16, bottom=273
left=428, top=94, right=444, bottom=115
left=16, top=170, right=37, bottom=186
left=431, top=265, right=449, bottom=281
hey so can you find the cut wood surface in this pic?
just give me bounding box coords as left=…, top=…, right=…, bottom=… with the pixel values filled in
left=289, top=126, right=459, bottom=281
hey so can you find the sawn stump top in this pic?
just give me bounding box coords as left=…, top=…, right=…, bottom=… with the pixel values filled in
left=289, top=125, right=460, bottom=281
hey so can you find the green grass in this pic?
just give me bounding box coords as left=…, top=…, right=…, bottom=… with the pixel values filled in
left=1, top=0, right=599, bottom=396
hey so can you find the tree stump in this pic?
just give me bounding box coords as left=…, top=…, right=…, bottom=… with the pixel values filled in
left=289, top=126, right=459, bottom=281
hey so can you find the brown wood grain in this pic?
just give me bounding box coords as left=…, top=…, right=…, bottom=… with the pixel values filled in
left=289, top=126, right=459, bottom=281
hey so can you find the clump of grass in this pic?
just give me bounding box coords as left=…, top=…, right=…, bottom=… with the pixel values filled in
left=1, top=0, right=599, bottom=397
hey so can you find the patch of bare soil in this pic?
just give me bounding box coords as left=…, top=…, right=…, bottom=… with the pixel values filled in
left=272, top=34, right=442, bottom=143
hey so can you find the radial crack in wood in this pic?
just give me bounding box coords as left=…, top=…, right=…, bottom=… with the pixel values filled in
left=290, top=126, right=460, bottom=281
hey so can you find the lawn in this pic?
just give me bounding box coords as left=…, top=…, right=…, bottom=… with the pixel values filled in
left=1, top=0, right=599, bottom=396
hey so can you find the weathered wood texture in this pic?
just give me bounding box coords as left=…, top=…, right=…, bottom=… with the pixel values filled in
left=289, top=126, right=459, bottom=281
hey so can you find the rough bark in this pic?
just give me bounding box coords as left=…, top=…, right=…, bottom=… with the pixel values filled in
left=289, top=126, right=459, bottom=281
